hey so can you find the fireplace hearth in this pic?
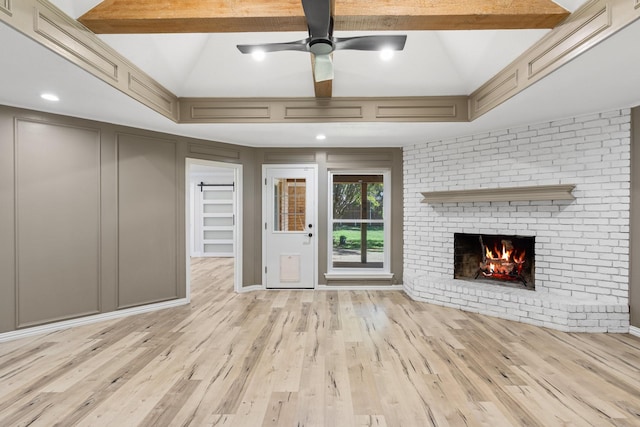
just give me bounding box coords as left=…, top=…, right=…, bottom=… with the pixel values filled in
left=454, top=233, right=535, bottom=289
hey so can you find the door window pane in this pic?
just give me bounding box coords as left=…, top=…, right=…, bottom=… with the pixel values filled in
left=273, top=178, right=306, bottom=232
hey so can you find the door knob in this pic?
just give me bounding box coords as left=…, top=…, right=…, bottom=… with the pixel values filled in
left=308, top=233, right=313, bottom=237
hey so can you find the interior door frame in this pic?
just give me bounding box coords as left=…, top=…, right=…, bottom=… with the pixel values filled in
left=262, top=164, right=318, bottom=289
left=185, top=158, right=243, bottom=295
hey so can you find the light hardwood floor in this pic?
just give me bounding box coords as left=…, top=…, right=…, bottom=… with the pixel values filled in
left=1, top=257, right=640, bottom=426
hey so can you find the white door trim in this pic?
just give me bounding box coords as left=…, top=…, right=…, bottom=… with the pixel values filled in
left=186, top=158, right=243, bottom=294
left=262, top=164, right=318, bottom=289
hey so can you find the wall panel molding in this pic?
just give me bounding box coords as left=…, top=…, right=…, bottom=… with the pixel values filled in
left=375, top=105, right=457, bottom=120
left=128, top=73, right=175, bottom=117
left=116, top=132, right=179, bottom=309
left=189, top=142, right=241, bottom=160
left=0, top=0, right=11, bottom=16
left=527, top=4, right=610, bottom=79
left=180, top=97, right=468, bottom=123
left=470, top=0, right=640, bottom=120
left=0, top=0, right=178, bottom=121
left=285, top=105, right=364, bottom=120
left=34, top=3, right=118, bottom=81
left=14, top=118, right=102, bottom=328
left=327, top=151, right=393, bottom=163
left=263, top=151, right=317, bottom=163
left=189, top=104, right=271, bottom=121
left=472, top=70, right=519, bottom=115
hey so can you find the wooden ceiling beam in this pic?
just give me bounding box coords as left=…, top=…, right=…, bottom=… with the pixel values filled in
left=79, top=0, right=570, bottom=34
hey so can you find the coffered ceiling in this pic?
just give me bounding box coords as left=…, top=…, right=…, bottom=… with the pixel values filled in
left=0, top=0, right=638, bottom=147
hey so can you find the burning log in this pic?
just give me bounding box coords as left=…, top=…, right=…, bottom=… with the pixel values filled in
left=476, top=237, right=527, bottom=284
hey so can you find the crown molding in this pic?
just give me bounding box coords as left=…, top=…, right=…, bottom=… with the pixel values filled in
left=0, top=0, right=638, bottom=125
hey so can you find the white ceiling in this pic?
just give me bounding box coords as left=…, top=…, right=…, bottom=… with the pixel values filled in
left=1, top=0, right=638, bottom=147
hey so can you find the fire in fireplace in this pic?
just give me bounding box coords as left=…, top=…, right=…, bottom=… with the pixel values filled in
left=454, top=233, right=535, bottom=289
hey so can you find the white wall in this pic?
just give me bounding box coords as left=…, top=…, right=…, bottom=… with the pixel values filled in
left=403, top=109, right=631, bottom=332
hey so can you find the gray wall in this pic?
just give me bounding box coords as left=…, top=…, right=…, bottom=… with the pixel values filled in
left=0, top=106, right=258, bottom=333
left=256, top=148, right=404, bottom=286
left=0, top=105, right=404, bottom=334
left=631, top=106, right=640, bottom=328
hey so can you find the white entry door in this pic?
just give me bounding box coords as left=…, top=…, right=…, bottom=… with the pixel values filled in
left=263, top=165, right=317, bottom=289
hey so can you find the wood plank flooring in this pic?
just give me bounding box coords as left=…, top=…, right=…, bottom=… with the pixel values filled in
left=1, top=257, right=640, bottom=426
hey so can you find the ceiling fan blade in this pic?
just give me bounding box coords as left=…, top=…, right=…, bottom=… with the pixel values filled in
left=313, top=54, right=333, bottom=82
left=334, top=35, right=407, bottom=51
left=301, top=0, right=332, bottom=38
left=237, top=39, right=309, bottom=54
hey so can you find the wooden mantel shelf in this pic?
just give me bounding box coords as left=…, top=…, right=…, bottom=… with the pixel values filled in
left=421, top=184, right=576, bottom=203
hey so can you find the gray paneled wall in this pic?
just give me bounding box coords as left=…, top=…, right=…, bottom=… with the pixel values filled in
left=0, top=110, right=16, bottom=331
left=0, top=106, right=255, bottom=334
left=15, top=120, right=101, bottom=327
left=116, top=133, right=179, bottom=308
left=0, top=105, right=404, bottom=335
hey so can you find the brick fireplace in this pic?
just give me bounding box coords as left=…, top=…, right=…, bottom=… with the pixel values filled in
left=403, top=109, right=631, bottom=332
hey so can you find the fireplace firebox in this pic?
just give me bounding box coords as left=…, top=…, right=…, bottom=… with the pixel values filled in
left=454, top=233, right=535, bottom=289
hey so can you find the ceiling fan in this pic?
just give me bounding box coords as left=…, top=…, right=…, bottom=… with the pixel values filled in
left=236, top=0, right=407, bottom=82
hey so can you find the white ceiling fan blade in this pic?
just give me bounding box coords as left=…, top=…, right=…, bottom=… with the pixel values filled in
left=314, top=54, right=333, bottom=82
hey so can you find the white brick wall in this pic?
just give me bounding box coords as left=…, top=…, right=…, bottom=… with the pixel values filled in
left=403, top=109, right=631, bottom=332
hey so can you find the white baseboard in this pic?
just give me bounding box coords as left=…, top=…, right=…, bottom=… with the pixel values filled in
left=238, top=284, right=403, bottom=292
left=0, top=298, right=190, bottom=343
left=316, top=284, right=404, bottom=291
left=237, top=285, right=264, bottom=293
left=630, top=325, right=640, bottom=338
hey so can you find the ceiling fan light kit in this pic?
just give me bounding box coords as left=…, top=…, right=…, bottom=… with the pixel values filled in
left=236, top=0, right=407, bottom=82
left=251, top=50, right=266, bottom=61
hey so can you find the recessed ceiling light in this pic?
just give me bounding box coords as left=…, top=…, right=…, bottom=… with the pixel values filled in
left=380, top=48, right=394, bottom=61
left=251, top=50, right=266, bottom=61
left=316, top=134, right=326, bottom=141
left=41, top=93, right=60, bottom=102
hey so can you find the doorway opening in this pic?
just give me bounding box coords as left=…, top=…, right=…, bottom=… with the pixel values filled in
left=186, top=159, right=242, bottom=297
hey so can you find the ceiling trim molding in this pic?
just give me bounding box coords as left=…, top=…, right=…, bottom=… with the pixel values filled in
left=470, top=0, right=640, bottom=120
left=0, top=0, right=179, bottom=121
left=178, top=97, right=468, bottom=123
left=0, top=0, right=638, bottom=125
left=34, top=3, right=119, bottom=82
